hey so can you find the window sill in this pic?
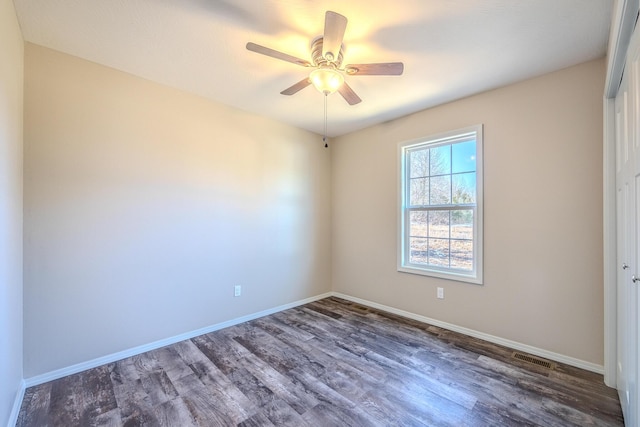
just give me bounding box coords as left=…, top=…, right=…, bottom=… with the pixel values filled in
left=397, top=265, right=483, bottom=285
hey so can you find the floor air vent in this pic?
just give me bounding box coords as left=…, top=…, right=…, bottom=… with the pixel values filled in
left=511, top=351, right=556, bottom=369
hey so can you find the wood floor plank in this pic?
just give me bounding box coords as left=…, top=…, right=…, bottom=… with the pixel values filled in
left=191, top=333, right=248, bottom=376
left=172, top=339, right=256, bottom=418
left=16, top=297, right=624, bottom=427
left=354, top=350, right=475, bottom=425
left=48, top=365, right=118, bottom=426
left=236, top=412, right=275, bottom=427
left=259, top=397, right=311, bottom=427
left=276, top=323, right=480, bottom=414
left=300, top=402, right=377, bottom=427
left=111, top=378, right=157, bottom=425
left=257, top=315, right=316, bottom=342
left=16, top=382, right=52, bottom=427
left=172, top=373, right=240, bottom=426
left=91, top=407, right=122, bottom=427
left=231, top=323, right=322, bottom=377
left=233, top=346, right=320, bottom=415
left=226, top=365, right=277, bottom=410
left=109, top=358, right=140, bottom=386
left=469, top=400, right=541, bottom=427
left=138, top=367, right=178, bottom=408
left=288, top=369, right=382, bottom=427
left=153, top=397, right=197, bottom=427
left=477, top=354, right=623, bottom=422
left=148, top=346, right=196, bottom=384
left=539, top=397, right=619, bottom=427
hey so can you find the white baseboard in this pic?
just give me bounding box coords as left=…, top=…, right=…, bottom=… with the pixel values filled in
left=7, top=380, right=26, bottom=427
left=23, top=289, right=604, bottom=390
left=331, top=292, right=605, bottom=375
left=24, top=292, right=333, bottom=388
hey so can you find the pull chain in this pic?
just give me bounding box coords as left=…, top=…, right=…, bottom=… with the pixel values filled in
left=323, top=93, right=328, bottom=148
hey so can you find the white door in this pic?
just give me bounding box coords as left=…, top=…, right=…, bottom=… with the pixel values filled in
left=616, top=26, right=640, bottom=427
left=616, top=72, right=636, bottom=427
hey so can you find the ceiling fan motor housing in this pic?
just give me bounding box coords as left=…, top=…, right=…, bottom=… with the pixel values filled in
left=311, top=37, right=344, bottom=69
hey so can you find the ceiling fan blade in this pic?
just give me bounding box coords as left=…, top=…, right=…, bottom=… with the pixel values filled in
left=246, top=42, right=312, bottom=67
left=280, top=78, right=312, bottom=95
left=345, top=62, right=404, bottom=76
left=338, top=82, right=362, bottom=105
left=322, top=11, right=347, bottom=62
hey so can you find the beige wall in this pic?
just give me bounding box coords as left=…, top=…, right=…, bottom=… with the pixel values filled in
left=22, top=38, right=605, bottom=377
left=23, top=44, right=331, bottom=377
left=332, top=59, right=605, bottom=365
left=0, top=0, right=24, bottom=423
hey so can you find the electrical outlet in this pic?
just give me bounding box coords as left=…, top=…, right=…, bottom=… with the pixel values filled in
left=234, top=285, right=241, bottom=297
left=437, top=287, right=444, bottom=299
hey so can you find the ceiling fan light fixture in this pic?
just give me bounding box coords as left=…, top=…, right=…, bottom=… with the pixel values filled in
left=310, top=67, right=344, bottom=95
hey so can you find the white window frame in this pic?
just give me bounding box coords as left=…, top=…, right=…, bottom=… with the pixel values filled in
left=397, top=125, right=483, bottom=284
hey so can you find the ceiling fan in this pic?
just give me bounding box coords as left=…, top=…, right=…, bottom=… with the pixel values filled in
left=246, top=10, right=404, bottom=105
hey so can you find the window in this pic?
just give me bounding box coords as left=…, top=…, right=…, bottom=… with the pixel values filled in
left=397, top=125, right=483, bottom=284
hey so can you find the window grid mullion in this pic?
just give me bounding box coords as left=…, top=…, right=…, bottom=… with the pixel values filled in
left=449, top=145, right=453, bottom=206
left=408, top=204, right=476, bottom=211
left=412, top=171, right=475, bottom=180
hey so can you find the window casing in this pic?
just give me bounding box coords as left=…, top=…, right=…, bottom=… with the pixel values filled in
left=397, top=125, right=483, bottom=284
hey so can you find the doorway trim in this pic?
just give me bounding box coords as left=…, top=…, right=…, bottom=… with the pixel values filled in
left=604, top=0, right=638, bottom=388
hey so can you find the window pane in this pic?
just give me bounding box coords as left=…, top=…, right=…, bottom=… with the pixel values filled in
left=428, top=211, right=449, bottom=238
left=428, top=238, right=450, bottom=267
left=451, top=239, right=473, bottom=271
left=410, top=178, right=429, bottom=205
left=430, top=175, right=451, bottom=204
left=409, top=149, right=429, bottom=178
left=451, top=209, right=473, bottom=239
left=409, top=211, right=428, bottom=237
left=430, top=145, right=451, bottom=175
left=452, top=173, right=476, bottom=203
left=399, top=125, right=482, bottom=284
left=452, top=141, right=476, bottom=173
left=409, top=237, right=428, bottom=264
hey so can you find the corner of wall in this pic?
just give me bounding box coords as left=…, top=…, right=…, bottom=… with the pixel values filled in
left=0, top=0, right=24, bottom=425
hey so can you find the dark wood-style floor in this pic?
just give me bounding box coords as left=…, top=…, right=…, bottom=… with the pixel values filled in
left=17, top=297, right=623, bottom=426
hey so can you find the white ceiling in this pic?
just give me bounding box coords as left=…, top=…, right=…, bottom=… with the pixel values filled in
left=13, top=0, right=613, bottom=137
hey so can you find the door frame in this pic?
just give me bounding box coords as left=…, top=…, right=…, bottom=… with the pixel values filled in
left=604, top=0, right=638, bottom=389
left=604, top=95, right=616, bottom=388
